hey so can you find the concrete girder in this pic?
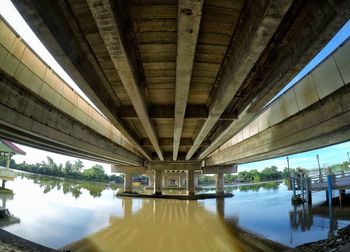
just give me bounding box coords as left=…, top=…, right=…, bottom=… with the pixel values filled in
left=186, top=0, right=293, bottom=160
left=201, top=165, right=237, bottom=175
left=173, top=0, right=203, bottom=160
left=87, top=0, right=164, bottom=160
left=11, top=0, right=151, bottom=160
left=198, top=0, right=350, bottom=159
left=119, top=105, right=236, bottom=121
left=205, top=84, right=350, bottom=166
left=111, top=165, right=147, bottom=174
left=141, top=138, right=209, bottom=148
left=145, top=161, right=201, bottom=171
left=0, top=73, right=143, bottom=166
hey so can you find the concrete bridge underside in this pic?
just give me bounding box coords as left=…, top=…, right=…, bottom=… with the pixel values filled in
left=0, top=1, right=349, bottom=195
left=0, top=71, right=143, bottom=166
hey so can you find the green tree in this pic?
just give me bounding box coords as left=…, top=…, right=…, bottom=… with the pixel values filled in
left=82, top=164, right=107, bottom=180
left=64, top=161, right=73, bottom=175
left=72, top=159, right=84, bottom=174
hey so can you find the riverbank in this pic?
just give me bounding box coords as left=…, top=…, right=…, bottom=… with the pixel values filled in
left=0, top=228, right=56, bottom=251
left=287, top=224, right=350, bottom=252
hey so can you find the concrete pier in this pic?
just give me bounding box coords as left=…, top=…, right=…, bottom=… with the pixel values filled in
left=113, top=163, right=237, bottom=200
left=187, top=170, right=195, bottom=196
left=123, top=173, right=133, bottom=194
left=216, top=173, right=224, bottom=194
left=154, top=170, right=162, bottom=195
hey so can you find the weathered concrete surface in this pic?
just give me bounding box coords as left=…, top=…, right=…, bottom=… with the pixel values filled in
left=208, top=37, right=350, bottom=159
left=8, top=0, right=350, bottom=167
left=206, top=84, right=350, bottom=166
left=123, top=172, right=133, bottom=193
left=215, top=173, right=224, bottom=194
left=173, top=0, right=203, bottom=160
left=87, top=0, right=163, bottom=160
left=199, top=0, right=350, bottom=160
left=145, top=161, right=201, bottom=171
left=186, top=0, right=293, bottom=160
left=11, top=0, right=151, bottom=160
left=0, top=72, right=143, bottom=166
left=202, top=165, right=237, bottom=174
left=111, top=165, right=147, bottom=174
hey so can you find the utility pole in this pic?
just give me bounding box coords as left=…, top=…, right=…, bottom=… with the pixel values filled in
left=316, top=154, right=322, bottom=182
left=287, top=156, right=290, bottom=178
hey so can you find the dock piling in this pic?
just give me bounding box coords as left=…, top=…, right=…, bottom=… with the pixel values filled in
left=327, top=175, right=333, bottom=207
left=300, top=172, right=305, bottom=202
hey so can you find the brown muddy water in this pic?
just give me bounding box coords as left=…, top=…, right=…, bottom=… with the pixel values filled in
left=1, top=173, right=350, bottom=251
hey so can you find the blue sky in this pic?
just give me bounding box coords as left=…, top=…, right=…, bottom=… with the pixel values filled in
left=0, top=1, right=349, bottom=173
left=239, top=141, right=350, bottom=172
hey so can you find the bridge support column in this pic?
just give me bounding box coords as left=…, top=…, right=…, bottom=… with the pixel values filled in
left=216, top=173, right=224, bottom=194
left=148, top=175, right=154, bottom=187
left=194, top=173, right=199, bottom=188
left=154, top=170, right=162, bottom=195
left=123, top=173, right=133, bottom=193
left=187, top=170, right=195, bottom=196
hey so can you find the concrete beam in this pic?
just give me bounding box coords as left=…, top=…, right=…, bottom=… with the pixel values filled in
left=247, top=1, right=350, bottom=115
left=119, top=105, right=211, bottom=120
left=199, top=0, right=350, bottom=159
left=173, top=0, right=203, bottom=160
left=11, top=1, right=151, bottom=160
left=145, top=161, right=201, bottom=171
left=0, top=72, right=143, bottom=166
left=202, top=165, right=238, bottom=175
left=87, top=0, right=163, bottom=160
left=141, top=138, right=209, bottom=148
left=111, top=165, right=147, bottom=174
left=206, top=84, right=350, bottom=166
left=152, top=152, right=188, bottom=161
left=186, top=0, right=293, bottom=160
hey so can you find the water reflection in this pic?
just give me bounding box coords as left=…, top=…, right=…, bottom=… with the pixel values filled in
left=0, top=192, right=20, bottom=228
left=64, top=198, right=245, bottom=252
left=200, top=181, right=280, bottom=193
left=18, top=173, right=121, bottom=198
left=3, top=174, right=350, bottom=250
left=289, top=203, right=346, bottom=238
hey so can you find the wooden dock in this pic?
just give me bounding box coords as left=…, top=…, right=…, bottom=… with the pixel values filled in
left=289, top=170, right=350, bottom=206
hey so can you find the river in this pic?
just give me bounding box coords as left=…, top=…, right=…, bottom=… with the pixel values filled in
left=1, top=172, right=350, bottom=251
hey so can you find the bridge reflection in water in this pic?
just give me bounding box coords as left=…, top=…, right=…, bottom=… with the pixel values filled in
left=64, top=198, right=244, bottom=252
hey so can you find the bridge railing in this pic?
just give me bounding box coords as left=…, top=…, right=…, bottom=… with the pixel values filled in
left=304, top=169, right=350, bottom=191
left=0, top=16, right=139, bottom=156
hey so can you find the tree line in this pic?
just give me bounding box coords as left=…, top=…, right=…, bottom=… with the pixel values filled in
left=198, top=165, right=285, bottom=185
left=2, top=155, right=348, bottom=185
left=0, top=156, right=123, bottom=182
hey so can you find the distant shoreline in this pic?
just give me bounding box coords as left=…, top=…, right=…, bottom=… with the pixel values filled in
left=200, top=179, right=284, bottom=188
